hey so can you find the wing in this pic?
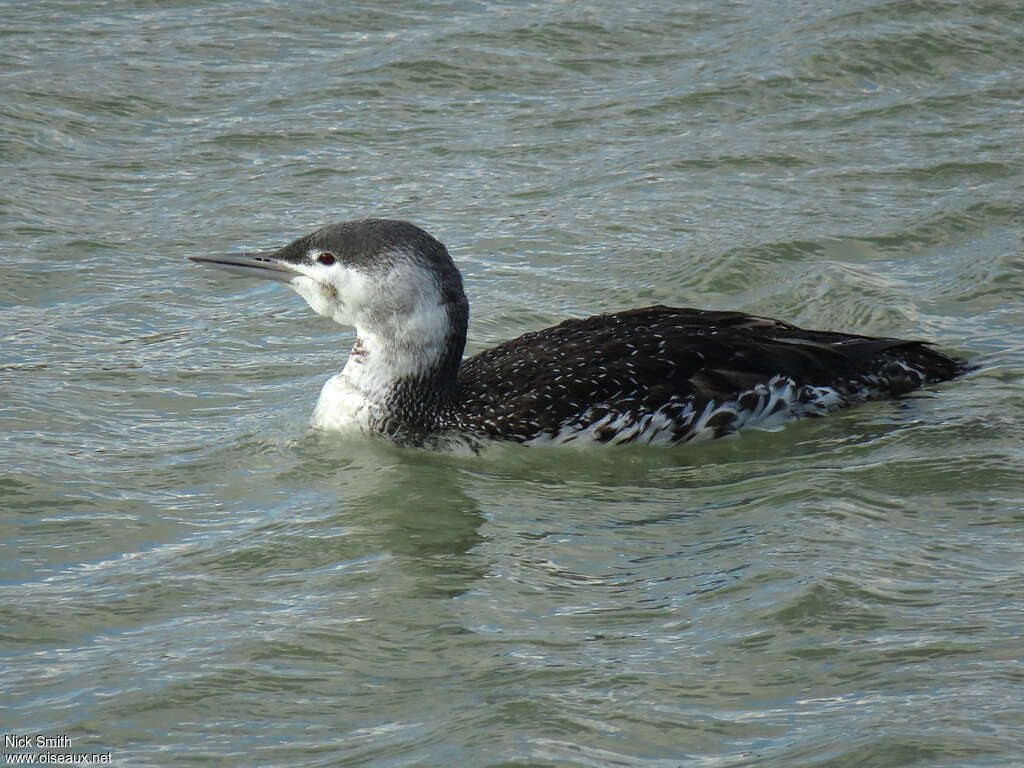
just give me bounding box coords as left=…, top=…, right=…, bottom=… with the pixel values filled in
left=456, top=305, right=961, bottom=443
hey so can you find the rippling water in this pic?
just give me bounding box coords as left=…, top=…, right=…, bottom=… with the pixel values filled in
left=2, top=1, right=1022, bottom=765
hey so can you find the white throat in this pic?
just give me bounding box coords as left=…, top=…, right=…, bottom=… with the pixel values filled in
left=310, top=298, right=455, bottom=433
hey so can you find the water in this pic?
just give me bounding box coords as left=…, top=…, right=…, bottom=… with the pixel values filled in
left=2, top=0, right=1022, bottom=765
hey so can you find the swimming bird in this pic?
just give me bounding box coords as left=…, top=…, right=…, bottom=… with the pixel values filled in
left=189, top=218, right=965, bottom=449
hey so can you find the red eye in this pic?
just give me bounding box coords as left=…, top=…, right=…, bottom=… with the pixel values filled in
left=317, top=253, right=336, bottom=266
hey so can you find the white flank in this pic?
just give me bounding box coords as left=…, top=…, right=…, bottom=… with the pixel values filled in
left=526, top=375, right=847, bottom=447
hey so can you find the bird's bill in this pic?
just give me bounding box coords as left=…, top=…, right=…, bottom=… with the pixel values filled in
left=188, top=252, right=298, bottom=283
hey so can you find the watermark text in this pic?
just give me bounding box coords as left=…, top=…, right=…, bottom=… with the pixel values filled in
left=3, top=735, right=111, bottom=765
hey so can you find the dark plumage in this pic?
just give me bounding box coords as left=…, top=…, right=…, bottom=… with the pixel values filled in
left=453, top=305, right=964, bottom=445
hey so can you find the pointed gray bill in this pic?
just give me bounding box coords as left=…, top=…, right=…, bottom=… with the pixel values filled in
left=188, top=252, right=298, bottom=283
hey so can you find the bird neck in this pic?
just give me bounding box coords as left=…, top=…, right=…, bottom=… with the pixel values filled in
left=312, top=299, right=468, bottom=436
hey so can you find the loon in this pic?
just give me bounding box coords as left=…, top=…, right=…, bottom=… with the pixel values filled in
left=189, top=218, right=966, bottom=449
